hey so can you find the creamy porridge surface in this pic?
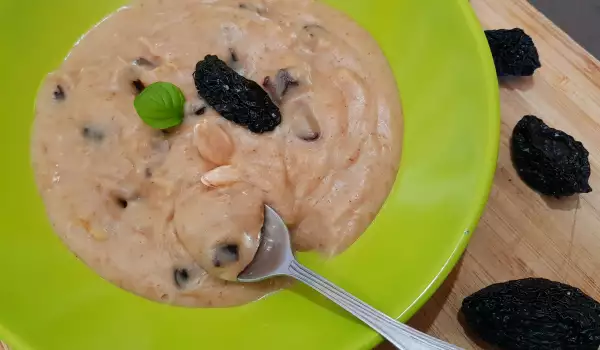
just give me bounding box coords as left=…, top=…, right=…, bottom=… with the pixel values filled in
left=31, top=0, right=402, bottom=307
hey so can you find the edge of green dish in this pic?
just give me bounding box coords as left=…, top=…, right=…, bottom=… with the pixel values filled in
left=373, top=2, right=499, bottom=348
left=353, top=1, right=500, bottom=348
left=399, top=0, right=500, bottom=316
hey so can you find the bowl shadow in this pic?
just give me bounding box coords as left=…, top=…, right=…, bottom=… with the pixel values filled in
left=406, top=257, right=463, bottom=332
left=542, top=194, right=580, bottom=211
left=374, top=257, right=465, bottom=349
left=499, top=76, right=535, bottom=91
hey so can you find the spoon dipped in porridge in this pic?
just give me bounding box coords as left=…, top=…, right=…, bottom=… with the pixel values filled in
left=31, top=0, right=402, bottom=307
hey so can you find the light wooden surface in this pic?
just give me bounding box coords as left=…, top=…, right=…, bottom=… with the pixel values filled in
left=380, top=0, right=600, bottom=348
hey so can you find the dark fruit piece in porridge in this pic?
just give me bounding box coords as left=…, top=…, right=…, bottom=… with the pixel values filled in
left=132, top=57, right=156, bottom=69
left=298, top=131, right=319, bottom=142
left=511, top=115, right=591, bottom=197
left=81, top=126, right=105, bottom=143
left=212, top=244, right=239, bottom=268
left=461, top=278, right=600, bottom=350
left=485, top=28, right=541, bottom=76
left=262, top=69, right=299, bottom=103
left=229, top=48, right=239, bottom=63
left=193, top=55, right=281, bottom=133
left=131, top=79, right=146, bottom=94
left=194, top=106, right=207, bottom=116
left=291, top=102, right=320, bottom=142
left=53, top=85, right=66, bottom=100
left=115, top=197, right=128, bottom=209
left=173, top=268, right=190, bottom=289
left=238, top=3, right=264, bottom=14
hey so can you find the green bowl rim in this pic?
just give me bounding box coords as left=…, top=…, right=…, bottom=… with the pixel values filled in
left=359, top=2, right=500, bottom=348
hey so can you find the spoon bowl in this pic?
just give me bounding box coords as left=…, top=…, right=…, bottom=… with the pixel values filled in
left=238, top=206, right=295, bottom=282
left=238, top=205, right=462, bottom=350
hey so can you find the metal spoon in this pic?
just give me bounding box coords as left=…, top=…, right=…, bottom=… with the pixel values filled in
left=238, top=206, right=462, bottom=350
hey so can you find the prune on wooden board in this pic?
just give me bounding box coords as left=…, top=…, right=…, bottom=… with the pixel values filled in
left=193, top=55, right=281, bottom=133
left=485, top=28, right=541, bottom=76
left=461, top=278, right=600, bottom=350
left=511, top=115, right=592, bottom=197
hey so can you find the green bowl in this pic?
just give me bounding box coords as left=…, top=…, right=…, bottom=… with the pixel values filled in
left=0, top=0, right=499, bottom=349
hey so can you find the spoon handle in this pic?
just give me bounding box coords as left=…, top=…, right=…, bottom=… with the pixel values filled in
left=287, top=259, right=462, bottom=350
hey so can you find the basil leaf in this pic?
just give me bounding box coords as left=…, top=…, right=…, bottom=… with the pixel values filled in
left=134, top=82, right=186, bottom=129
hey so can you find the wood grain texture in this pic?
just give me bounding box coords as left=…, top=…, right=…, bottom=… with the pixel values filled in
left=378, top=0, right=600, bottom=348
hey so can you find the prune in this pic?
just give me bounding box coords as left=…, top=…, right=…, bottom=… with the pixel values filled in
left=53, top=85, right=65, bottom=100
left=173, top=268, right=190, bottom=288
left=262, top=69, right=299, bottom=103
left=461, top=278, right=600, bottom=350
left=485, top=28, right=541, bottom=76
left=82, top=126, right=105, bottom=142
left=194, top=55, right=281, bottom=133
left=511, top=115, right=591, bottom=197
left=131, top=79, right=145, bottom=94
left=212, top=244, right=239, bottom=267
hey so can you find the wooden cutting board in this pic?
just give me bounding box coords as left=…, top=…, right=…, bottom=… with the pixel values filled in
left=379, top=0, right=600, bottom=348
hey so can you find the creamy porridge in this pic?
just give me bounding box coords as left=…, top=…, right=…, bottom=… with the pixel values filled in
left=31, top=0, right=402, bottom=307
